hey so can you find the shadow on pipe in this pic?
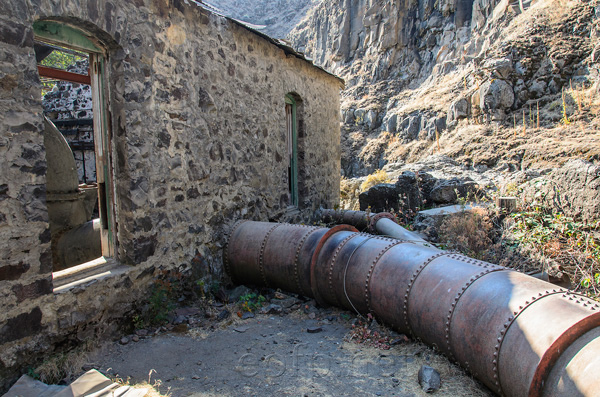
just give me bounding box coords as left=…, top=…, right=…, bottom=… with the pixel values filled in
left=224, top=220, right=600, bottom=396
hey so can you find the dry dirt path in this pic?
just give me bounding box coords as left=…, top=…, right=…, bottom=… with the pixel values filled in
left=89, top=310, right=492, bottom=397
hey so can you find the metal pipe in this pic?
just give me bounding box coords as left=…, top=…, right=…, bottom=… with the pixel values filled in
left=224, top=221, right=600, bottom=396
left=320, top=209, right=425, bottom=242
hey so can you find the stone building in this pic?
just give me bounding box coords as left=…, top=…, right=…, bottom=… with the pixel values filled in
left=0, top=0, right=342, bottom=389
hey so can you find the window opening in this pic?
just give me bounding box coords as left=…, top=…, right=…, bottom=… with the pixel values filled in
left=285, top=95, right=298, bottom=207
left=34, top=21, right=116, bottom=272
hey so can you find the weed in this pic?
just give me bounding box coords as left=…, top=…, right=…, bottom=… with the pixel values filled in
left=238, top=292, right=266, bottom=312
left=561, top=87, right=571, bottom=125
left=507, top=207, right=600, bottom=300
left=144, top=269, right=183, bottom=326
left=26, top=367, right=40, bottom=380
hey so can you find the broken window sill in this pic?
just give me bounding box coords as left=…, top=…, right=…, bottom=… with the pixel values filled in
left=53, top=257, right=130, bottom=293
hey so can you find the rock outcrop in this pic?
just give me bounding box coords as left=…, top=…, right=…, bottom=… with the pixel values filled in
left=519, top=159, right=600, bottom=222
left=288, top=0, right=600, bottom=176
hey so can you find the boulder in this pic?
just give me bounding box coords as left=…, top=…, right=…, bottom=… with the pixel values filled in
left=359, top=183, right=399, bottom=213
left=429, top=177, right=481, bottom=204
left=365, top=109, right=379, bottom=130
left=482, top=57, right=513, bottom=79
left=386, top=114, right=398, bottom=133
left=359, top=171, right=436, bottom=213
left=519, top=159, right=600, bottom=222
left=479, top=79, right=515, bottom=114
left=447, top=97, right=470, bottom=123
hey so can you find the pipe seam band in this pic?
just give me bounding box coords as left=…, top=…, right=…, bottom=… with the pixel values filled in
left=403, top=251, right=458, bottom=336
left=259, top=223, right=284, bottom=287
left=445, top=267, right=507, bottom=362
left=294, top=226, right=323, bottom=297
left=327, top=232, right=361, bottom=306
left=365, top=239, right=413, bottom=316
left=223, top=220, right=249, bottom=282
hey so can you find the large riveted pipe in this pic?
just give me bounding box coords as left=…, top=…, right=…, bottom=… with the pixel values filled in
left=224, top=221, right=600, bottom=396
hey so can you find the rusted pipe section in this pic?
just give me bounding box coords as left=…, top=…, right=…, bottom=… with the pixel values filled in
left=224, top=221, right=600, bottom=396
left=320, top=209, right=425, bottom=242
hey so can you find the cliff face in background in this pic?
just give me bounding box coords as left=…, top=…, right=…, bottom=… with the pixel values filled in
left=288, top=0, right=600, bottom=176
left=204, top=0, right=322, bottom=38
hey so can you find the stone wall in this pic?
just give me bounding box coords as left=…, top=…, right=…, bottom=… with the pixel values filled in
left=0, top=0, right=342, bottom=390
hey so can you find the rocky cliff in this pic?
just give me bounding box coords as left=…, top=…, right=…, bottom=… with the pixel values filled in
left=203, top=0, right=321, bottom=38
left=288, top=0, right=600, bottom=176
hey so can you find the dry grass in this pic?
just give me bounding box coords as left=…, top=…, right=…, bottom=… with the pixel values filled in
left=340, top=176, right=362, bottom=210
left=111, top=370, right=171, bottom=397
left=32, top=341, right=95, bottom=385
left=360, top=169, right=391, bottom=192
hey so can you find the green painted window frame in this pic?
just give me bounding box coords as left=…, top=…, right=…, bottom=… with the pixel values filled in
left=285, top=94, right=299, bottom=207
left=33, top=20, right=102, bottom=53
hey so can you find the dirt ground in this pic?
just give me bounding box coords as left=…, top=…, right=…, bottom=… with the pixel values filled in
left=87, top=306, right=492, bottom=397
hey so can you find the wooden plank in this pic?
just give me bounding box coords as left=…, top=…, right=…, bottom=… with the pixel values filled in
left=37, top=65, right=91, bottom=85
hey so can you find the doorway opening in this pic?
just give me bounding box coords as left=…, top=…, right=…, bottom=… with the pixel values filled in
left=34, top=20, right=117, bottom=272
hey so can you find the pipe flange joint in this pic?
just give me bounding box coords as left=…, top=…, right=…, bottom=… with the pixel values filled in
left=369, top=212, right=398, bottom=233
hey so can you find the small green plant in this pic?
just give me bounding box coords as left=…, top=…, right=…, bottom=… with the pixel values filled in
left=133, top=314, right=145, bottom=330
left=508, top=207, right=600, bottom=300
left=26, top=367, right=40, bottom=380
left=148, top=284, right=175, bottom=325
left=145, top=269, right=183, bottom=326
left=239, top=293, right=266, bottom=312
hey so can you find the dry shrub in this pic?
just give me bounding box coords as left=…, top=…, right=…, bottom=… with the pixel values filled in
left=33, top=341, right=95, bottom=384
left=438, top=208, right=493, bottom=259
left=340, top=177, right=361, bottom=210
left=359, top=169, right=391, bottom=192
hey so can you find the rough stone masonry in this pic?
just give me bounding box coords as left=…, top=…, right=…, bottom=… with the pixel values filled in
left=0, top=0, right=343, bottom=390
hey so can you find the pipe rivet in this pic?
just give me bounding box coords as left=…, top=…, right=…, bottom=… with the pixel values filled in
left=513, top=311, right=518, bottom=316
left=493, top=352, right=498, bottom=357
left=493, top=360, right=497, bottom=365
left=539, top=292, right=543, bottom=296
left=493, top=374, right=498, bottom=379
left=500, top=330, right=505, bottom=336
left=519, top=306, right=523, bottom=310
left=451, top=303, right=456, bottom=307
left=525, top=301, right=529, bottom=305
left=497, top=337, right=502, bottom=342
